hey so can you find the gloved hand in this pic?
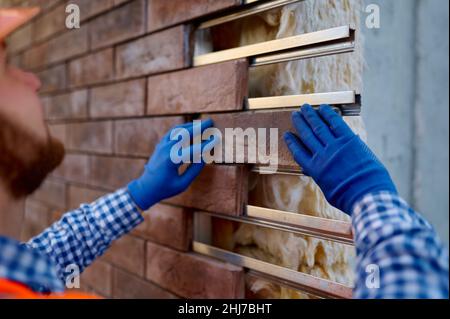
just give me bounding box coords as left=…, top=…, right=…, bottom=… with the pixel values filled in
left=128, top=119, right=215, bottom=210
left=284, top=104, right=397, bottom=215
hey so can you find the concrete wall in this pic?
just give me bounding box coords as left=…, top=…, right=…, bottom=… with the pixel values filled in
left=362, top=0, right=449, bottom=244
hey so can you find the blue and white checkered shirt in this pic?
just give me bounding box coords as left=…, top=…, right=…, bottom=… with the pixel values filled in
left=352, top=191, right=449, bottom=299
left=0, top=188, right=143, bottom=294
left=0, top=189, right=448, bottom=298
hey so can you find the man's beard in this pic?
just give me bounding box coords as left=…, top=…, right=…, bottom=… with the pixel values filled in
left=0, top=113, right=65, bottom=199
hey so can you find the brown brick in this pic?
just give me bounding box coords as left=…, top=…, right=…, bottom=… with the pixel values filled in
left=44, top=90, right=88, bottom=121
left=21, top=199, right=51, bottom=241
left=113, top=268, right=178, bottom=299
left=147, top=59, right=248, bottom=115
left=104, top=235, right=145, bottom=276
left=66, top=121, right=113, bottom=154
left=22, top=41, right=47, bottom=70
left=47, top=27, right=89, bottom=65
left=90, top=79, right=146, bottom=119
left=23, top=27, right=88, bottom=69
left=53, top=154, right=90, bottom=185
left=166, top=165, right=248, bottom=216
left=7, top=23, right=33, bottom=54
left=37, top=63, right=66, bottom=93
left=146, top=242, right=245, bottom=298
left=31, top=179, right=66, bottom=209
left=89, top=0, right=146, bottom=50
left=72, top=0, right=117, bottom=21
left=81, top=260, right=113, bottom=297
left=37, top=0, right=62, bottom=10
left=7, top=54, right=23, bottom=68
left=114, top=117, right=184, bottom=157
left=89, top=156, right=146, bottom=190
left=67, top=185, right=107, bottom=210
left=147, top=0, right=241, bottom=33
left=115, top=26, right=189, bottom=79
left=33, top=3, right=66, bottom=43
left=48, top=123, right=67, bottom=145
left=69, top=48, right=114, bottom=88
left=133, top=204, right=192, bottom=251
left=0, top=199, right=24, bottom=239
left=207, top=110, right=297, bottom=170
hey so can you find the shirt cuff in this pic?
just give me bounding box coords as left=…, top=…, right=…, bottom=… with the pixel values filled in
left=89, top=188, right=144, bottom=243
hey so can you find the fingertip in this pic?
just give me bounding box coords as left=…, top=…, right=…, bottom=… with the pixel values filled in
left=283, top=131, right=294, bottom=142
left=319, top=104, right=332, bottom=111
left=301, top=103, right=313, bottom=112
left=292, top=110, right=301, bottom=121
left=201, top=118, right=214, bottom=129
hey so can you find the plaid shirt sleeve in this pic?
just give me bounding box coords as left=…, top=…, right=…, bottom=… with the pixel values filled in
left=26, top=188, right=144, bottom=284
left=352, top=191, right=449, bottom=299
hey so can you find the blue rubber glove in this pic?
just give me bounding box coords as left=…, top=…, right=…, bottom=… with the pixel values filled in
left=128, top=119, right=215, bottom=210
left=284, top=104, right=397, bottom=215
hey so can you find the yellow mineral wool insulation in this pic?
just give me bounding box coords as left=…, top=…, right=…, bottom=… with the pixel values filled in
left=197, top=0, right=365, bottom=298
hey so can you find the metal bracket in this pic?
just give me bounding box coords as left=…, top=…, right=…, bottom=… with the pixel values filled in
left=246, top=91, right=361, bottom=116
left=194, top=25, right=355, bottom=67
left=198, top=0, right=304, bottom=30
left=193, top=241, right=353, bottom=299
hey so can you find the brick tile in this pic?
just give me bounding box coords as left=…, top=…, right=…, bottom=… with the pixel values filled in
left=104, top=235, right=145, bottom=276
left=37, top=63, right=66, bottom=93
left=89, top=155, right=146, bottom=190
left=33, top=3, right=66, bottom=43
left=7, top=23, right=33, bottom=54
left=113, top=268, right=178, bottom=299
left=69, top=48, right=114, bottom=88
left=47, top=27, right=89, bottom=65
left=81, top=260, right=113, bottom=297
left=166, top=165, right=248, bottom=216
left=53, top=153, right=90, bottom=185
left=207, top=110, right=297, bottom=170
left=23, top=27, right=88, bottom=69
left=7, top=54, right=23, bottom=68
left=31, top=178, right=66, bottom=209
left=133, top=203, right=192, bottom=251
left=114, top=117, right=184, bottom=157
left=67, top=185, right=107, bottom=210
left=146, top=242, right=245, bottom=298
left=89, top=0, right=146, bottom=50
left=71, top=0, right=116, bottom=21
left=21, top=199, right=51, bottom=241
left=147, top=59, right=248, bottom=115
left=22, top=41, right=47, bottom=70
left=66, top=121, right=113, bottom=154
left=147, top=0, right=241, bottom=33
left=48, top=123, right=67, bottom=145
left=90, top=79, right=146, bottom=119
left=44, top=90, right=88, bottom=121
left=115, top=26, right=189, bottom=79
left=32, top=0, right=62, bottom=11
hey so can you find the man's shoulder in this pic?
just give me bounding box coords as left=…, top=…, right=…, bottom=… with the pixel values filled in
left=0, top=235, right=64, bottom=293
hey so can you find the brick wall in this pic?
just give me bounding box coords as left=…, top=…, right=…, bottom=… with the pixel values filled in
left=4, top=0, right=252, bottom=298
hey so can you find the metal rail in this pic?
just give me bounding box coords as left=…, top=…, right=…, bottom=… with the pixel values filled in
left=194, top=25, right=355, bottom=67
left=247, top=91, right=356, bottom=109
left=246, top=91, right=361, bottom=116
left=251, top=40, right=355, bottom=67
left=198, top=0, right=303, bottom=30
left=196, top=209, right=354, bottom=245
left=193, top=241, right=353, bottom=299
left=246, top=205, right=353, bottom=244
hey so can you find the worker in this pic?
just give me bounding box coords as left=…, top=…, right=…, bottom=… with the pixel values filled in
left=0, top=8, right=448, bottom=300
left=284, top=105, right=449, bottom=298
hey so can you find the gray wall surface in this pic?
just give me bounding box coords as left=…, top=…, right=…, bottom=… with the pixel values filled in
left=362, top=0, right=449, bottom=244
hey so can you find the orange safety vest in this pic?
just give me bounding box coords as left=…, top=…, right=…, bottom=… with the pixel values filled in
left=0, top=278, right=99, bottom=299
